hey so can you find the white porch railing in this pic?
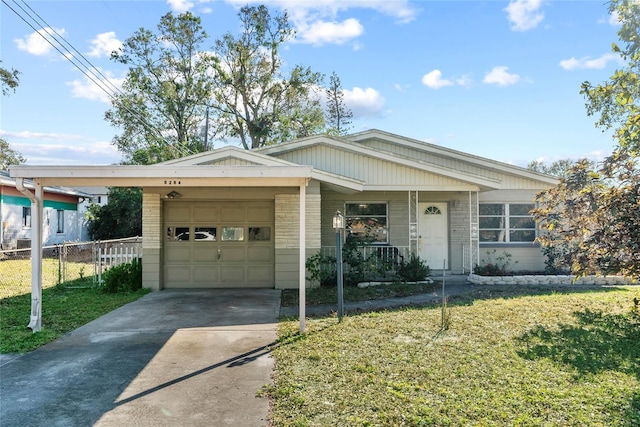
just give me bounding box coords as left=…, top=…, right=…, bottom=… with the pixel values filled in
left=320, top=245, right=411, bottom=265
left=95, top=237, right=142, bottom=284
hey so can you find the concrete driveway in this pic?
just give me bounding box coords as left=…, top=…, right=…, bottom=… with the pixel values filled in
left=0, top=289, right=281, bottom=426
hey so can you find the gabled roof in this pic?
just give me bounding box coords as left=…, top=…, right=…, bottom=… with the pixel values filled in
left=257, top=130, right=558, bottom=191
left=346, top=129, right=558, bottom=185
left=159, top=145, right=364, bottom=192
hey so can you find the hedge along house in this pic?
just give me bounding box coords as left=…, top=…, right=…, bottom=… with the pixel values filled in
left=0, top=171, right=91, bottom=250
left=9, top=129, right=558, bottom=332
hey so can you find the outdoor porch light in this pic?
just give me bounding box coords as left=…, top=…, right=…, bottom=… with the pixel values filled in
left=333, top=210, right=344, bottom=230
left=165, top=191, right=181, bottom=199
left=333, top=210, right=344, bottom=321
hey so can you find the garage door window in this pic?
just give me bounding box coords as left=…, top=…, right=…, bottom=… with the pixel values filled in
left=249, top=227, right=271, bottom=241
left=167, top=226, right=190, bottom=241
left=222, top=227, right=244, bottom=241
left=194, top=227, right=217, bottom=241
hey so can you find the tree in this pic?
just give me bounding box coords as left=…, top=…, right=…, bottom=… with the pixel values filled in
left=581, top=0, right=640, bottom=155
left=0, top=138, right=26, bottom=170
left=0, top=60, right=20, bottom=96
left=85, top=187, right=142, bottom=240
left=325, top=71, right=353, bottom=136
left=533, top=0, right=640, bottom=279
left=209, top=5, right=325, bottom=149
left=106, top=12, right=217, bottom=164
left=527, top=159, right=583, bottom=178
left=0, top=61, right=25, bottom=169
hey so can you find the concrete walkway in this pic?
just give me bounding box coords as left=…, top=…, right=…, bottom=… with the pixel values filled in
left=0, top=289, right=280, bottom=427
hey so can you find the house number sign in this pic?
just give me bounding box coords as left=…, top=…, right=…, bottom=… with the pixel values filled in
left=163, top=180, right=182, bottom=185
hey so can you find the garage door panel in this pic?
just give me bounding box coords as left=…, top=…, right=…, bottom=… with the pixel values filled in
left=165, top=266, right=191, bottom=283
left=219, top=247, right=246, bottom=262
left=165, top=206, right=190, bottom=222
left=247, top=246, right=272, bottom=262
left=193, top=246, right=218, bottom=262
left=247, top=206, right=273, bottom=222
left=193, top=206, right=219, bottom=222
left=220, top=266, right=245, bottom=282
left=166, top=246, right=192, bottom=262
left=164, top=201, right=274, bottom=288
left=247, top=266, right=273, bottom=283
left=193, top=266, right=219, bottom=283
left=220, top=207, right=246, bottom=222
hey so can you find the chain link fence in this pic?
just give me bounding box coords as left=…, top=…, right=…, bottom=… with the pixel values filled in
left=0, top=237, right=142, bottom=299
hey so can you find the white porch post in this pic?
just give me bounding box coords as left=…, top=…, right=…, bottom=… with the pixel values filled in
left=299, top=181, right=306, bottom=332
left=16, top=178, right=43, bottom=332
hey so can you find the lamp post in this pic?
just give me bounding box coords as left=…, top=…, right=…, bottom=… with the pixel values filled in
left=333, top=210, right=345, bottom=321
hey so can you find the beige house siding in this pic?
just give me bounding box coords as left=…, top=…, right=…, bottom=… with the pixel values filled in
left=353, top=136, right=552, bottom=190
left=201, top=158, right=259, bottom=166
left=274, top=145, right=477, bottom=190
left=274, top=183, right=321, bottom=289
left=142, top=192, right=162, bottom=291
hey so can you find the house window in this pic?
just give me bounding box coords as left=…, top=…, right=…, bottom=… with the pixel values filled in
left=22, top=207, right=31, bottom=228
left=56, top=210, right=64, bottom=234
left=345, top=203, right=388, bottom=244
left=479, top=203, right=536, bottom=243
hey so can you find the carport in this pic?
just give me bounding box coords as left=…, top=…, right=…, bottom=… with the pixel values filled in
left=9, top=163, right=312, bottom=332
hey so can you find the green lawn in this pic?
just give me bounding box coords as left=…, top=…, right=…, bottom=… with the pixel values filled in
left=1, top=286, right=149, bottom=353
left=281, top=282, right=437, bottom=306
left=0, top=258, right=148, bottom=353
left=269, top=285, right=640, bottom=426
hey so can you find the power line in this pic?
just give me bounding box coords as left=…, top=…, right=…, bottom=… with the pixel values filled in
left=2, top=0, right=196, bottom=158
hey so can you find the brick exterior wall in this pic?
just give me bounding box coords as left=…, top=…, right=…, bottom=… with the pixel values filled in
left=142, top=192, right=162, bottom=291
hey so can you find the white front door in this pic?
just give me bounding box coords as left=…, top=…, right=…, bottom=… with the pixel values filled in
left=418, top=202, right=448, bottom=269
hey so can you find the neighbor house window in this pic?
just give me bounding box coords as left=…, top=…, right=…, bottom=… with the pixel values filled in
left=345, top=203, right=388, bottom=244
left=56, top=210, right=64, bottom=234
left=479, top=203, right=536, bottom=243
left=22, top=207, right=31, bottom=228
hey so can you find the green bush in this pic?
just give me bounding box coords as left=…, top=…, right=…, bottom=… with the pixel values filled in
left=305, top=252, right=337, bottom=287
left=102, top=258, right=142, bottom=293
left=397, top=254, right=431, bottom=282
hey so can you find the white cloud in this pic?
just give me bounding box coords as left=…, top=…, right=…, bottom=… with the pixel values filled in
left=167, top=0, right=194, bottom=13
left=421, top=70, right=472, bottom=89
left=297, top=18, right=364, bottom=45
left=560, top=53, right=620, bottom=70
left=504, top=0, right=544, bottom=31
left=14, top=27, right=66, bottom=56
left=483, top=66, right=521, bottom=86
left=13, top=142, right=122, bottom=165
left=343, top=87, right=385, bottom=117
left=421, top=70, right=454, bottom=89
left=66, top=72, right=125, bottom=104
left=87, top=32, right=122, bottom=58
left=609, top=10, right=621, bottom=26
left=224, top=0, right=418, bottom=45
left=0, top=130, right=84, bottom=141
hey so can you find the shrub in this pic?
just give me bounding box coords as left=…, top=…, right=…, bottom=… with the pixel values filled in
left=305, top=252, right=337, bottom=287
left=473, top=249, right=518, bottom=276
left=102, top=258, right=142, bottom=293
left=397, top=254, right=431, bottom=282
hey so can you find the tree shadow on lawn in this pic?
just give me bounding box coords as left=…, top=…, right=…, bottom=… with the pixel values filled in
left=516, top=308, right=640, bottom=425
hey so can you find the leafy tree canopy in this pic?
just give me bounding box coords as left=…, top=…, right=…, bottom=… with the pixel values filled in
left=0, top=60, right=20, bottom=96
left=526, top=159, right=593, bottom=178
left=106, top=12, right=216, bottom=164
left=0, top=137, right=26, bottom=170
left=210, top=5, right=325, bottom=149
left=533, top=0, right=640, bottom=280
left=85, top=187, right=142, bottom=240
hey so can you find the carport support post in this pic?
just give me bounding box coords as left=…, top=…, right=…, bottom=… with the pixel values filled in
left=16, top=178, right=43, bottom=332
left=299, top=181, right=307, bottom=332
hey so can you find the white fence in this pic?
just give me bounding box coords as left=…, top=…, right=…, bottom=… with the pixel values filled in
left=95, top=237, right=143, bottom=284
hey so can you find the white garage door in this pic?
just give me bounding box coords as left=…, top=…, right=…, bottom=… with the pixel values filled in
left=163, top=201, right=274, bottom=288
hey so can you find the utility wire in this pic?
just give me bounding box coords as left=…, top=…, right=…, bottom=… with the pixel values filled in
left=2, top=0, right=196, bottom=158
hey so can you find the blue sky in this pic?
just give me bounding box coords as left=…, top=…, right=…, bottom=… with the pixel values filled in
left=0, top=0, right=622, bottom=166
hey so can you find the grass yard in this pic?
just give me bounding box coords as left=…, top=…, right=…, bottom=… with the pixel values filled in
left=270, top=285, right=640, bottom=426
left=0, top=258, right=149, bottom=353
